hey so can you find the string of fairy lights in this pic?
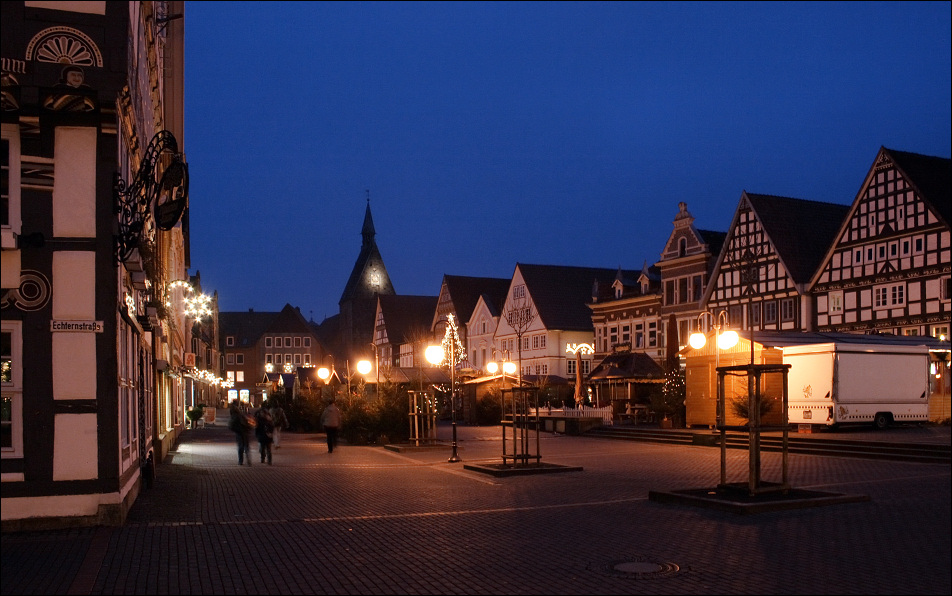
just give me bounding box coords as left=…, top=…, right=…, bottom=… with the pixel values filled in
left=166, top=279, right=213, bottom=321
left=164, top=280, right=232, bottom=387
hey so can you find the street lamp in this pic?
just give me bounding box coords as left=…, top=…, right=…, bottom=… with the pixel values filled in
left=369, top=342, right=380, bottom=396
left=425, top=344, right=460, bottom=462
left=688, top=309, right=738, bottom=485
left=485, top=347, right=516, bottom=384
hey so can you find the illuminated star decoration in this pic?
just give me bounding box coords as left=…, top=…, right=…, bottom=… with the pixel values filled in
left=166, top=280, right=213, bottom=321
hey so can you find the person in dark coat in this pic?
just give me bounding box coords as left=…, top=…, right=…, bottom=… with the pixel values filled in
left=228, top=401, right=252, bottom=466
left=320, top=397, right=342, bottom=453
left=254, top=406, right=275, bottom=465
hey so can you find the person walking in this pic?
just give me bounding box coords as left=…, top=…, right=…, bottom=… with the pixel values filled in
left=320, top=396, right=342, bottom=453
left=270, top=402, right=288, bottom=449
left=228, top=401, right=252, bottom=466
left=254, top=406, right=275, bottom=465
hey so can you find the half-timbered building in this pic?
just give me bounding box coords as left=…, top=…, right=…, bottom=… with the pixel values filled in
left=2, top=1, right=191, bottom=530
left=702, top=192, right=850, bottom=335
left=810, top=147, right=951, bottom=339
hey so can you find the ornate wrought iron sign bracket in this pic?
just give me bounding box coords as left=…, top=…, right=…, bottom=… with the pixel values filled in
left=114, top=130, right=189, bottom=263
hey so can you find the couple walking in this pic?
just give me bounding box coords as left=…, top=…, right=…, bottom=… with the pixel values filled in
left=228, top=400, right=288, bottom=465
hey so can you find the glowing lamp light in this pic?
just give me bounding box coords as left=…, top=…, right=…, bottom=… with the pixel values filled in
left=718, top=330, right=739, bottom=350
left=689, top=332, right=707, bottom=350
left=425, top=345, right=445, bottom=365
left=317, top=367, right=330, bottom=381
left=264, top=363, right=274, bottom=373
left=356, top=360, right=372, bottom=375
left=503, top=361, right=517, bottom=374
left=486, top=361, right=498, bottom=374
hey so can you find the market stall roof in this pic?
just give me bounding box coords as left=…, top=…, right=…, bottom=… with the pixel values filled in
left=587, top=351, right=665, bottom=383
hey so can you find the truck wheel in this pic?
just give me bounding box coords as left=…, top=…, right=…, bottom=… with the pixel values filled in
left=873, top=413, right=890, bottom=430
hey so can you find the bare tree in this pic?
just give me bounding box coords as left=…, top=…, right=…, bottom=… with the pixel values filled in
left=403, top=324, right=435, bottom=391
left=503, top=294, right=535, bottom=386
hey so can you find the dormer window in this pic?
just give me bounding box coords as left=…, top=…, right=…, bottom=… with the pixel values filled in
left=612, top=279, right=624, bottom=299
left=678, top=237, right=687, bottom=257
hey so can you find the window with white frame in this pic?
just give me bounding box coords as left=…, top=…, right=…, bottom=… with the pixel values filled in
left=236, top=371, right=244, bottom=382
left=2, top=321, right=23, bottom=457
left=781, top=299, right=795, bottom=322
left=874, top=283, right=905, bottom=309
left=539, top=335, right=546, bottom=348
left=648, top=322, right=657, bottom=347
left=532, top=335, right=539, bottom=349
left=285, top=337, right=292, bottom=347
left=829, top=292, right=843, bottom=314
left=226, top=336, right=235, bottom=347
left=294, top=337, right=301, bottom=348
left=265, top=337, right=273, bottom=348
left=513, top=285, right=526, bottom=299
left=227, top=353, right=235, bottom=365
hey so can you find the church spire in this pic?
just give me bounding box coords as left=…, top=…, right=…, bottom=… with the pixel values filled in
left=361, top=189, right=375, bottom=246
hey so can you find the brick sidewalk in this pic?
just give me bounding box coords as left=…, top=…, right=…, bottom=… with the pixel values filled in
left=2, top=423, right=949, bottom=595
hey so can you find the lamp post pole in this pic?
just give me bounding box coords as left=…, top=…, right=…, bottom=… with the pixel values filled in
left=690, top=310, right=736, bottom=485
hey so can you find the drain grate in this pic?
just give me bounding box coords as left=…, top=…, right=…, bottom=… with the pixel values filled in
left=589, top=556, right=683, bottom=579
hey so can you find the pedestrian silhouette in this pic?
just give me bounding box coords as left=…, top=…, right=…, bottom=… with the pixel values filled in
left=320, top=397, right=342, bottom=453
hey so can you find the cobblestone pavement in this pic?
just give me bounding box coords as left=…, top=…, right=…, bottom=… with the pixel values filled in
left=2, top=422, right=949, bottom=595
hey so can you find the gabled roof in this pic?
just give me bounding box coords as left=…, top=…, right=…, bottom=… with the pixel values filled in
left=219, top=309, right=279, bottom=348
left=378, top=295, right=439, bottom=345
left=808, top=147, right=951, bottom=290
left=314, top=314, right=342, bottom=356
left=742, top=192, right=849, bottom=284
left=298, top=365, right=340, bottom=386
left=440, top=275, right=510, bottom=326
left=697, top=229, right=727, bottom=260
left=886, top=147, right=951, bottom=226
left=267, top=303, right=318, bottom=335
left=588, top=351, right=665, bottom=382
left=517, top=263, right=637, bottom=331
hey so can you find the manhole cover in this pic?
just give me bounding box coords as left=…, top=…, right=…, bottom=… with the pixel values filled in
left=589, top=556, right=683, bottom=579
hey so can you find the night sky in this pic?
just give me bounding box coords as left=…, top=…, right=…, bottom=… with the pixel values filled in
left=183, top=1, right=951, bottom=320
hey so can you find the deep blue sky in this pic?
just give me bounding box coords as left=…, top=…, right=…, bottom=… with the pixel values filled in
left=184, top=1, right=951, bottom=320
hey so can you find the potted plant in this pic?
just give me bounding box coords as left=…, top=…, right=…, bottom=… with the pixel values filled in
left=186, top=404, right=205, bottom=428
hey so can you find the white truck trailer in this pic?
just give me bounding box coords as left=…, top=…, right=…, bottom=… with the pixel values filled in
left=784, top=342, right=930, bottom=430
